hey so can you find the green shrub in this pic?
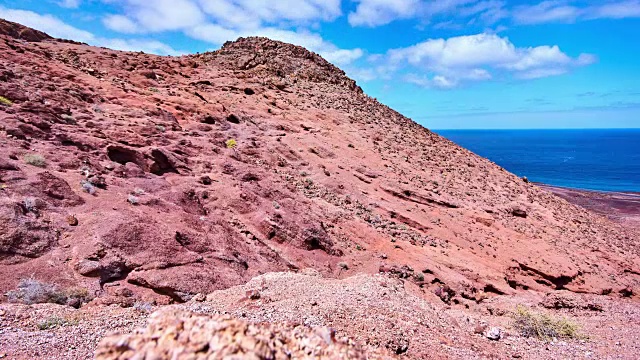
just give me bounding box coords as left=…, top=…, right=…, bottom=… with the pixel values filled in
left=0, top=96, right=12, bottom=106
left=23, top=154, right=47, bottom=167
left=512, top=305, right=581, bottom=340
left=38, top=316, right=68, bottom=330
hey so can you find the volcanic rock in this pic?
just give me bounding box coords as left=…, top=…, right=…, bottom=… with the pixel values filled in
left=0, top=19, right=637, bottom=321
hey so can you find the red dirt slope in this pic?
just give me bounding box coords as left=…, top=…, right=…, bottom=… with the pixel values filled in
left=0, top=18, right=638, bottom=309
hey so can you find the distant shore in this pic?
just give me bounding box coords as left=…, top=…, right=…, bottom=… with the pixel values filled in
left=538, top=183, right=640, bottom=225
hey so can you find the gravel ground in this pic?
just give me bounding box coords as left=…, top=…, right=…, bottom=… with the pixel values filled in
left=1, top=272, right=639, bottom=359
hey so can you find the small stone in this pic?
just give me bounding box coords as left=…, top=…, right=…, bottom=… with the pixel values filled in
left=246, top=290, right=260, bottom=300
left=67, top=215, right=79, bottom=226
left=337, top=262, right=349, bottom=270
left=200, top=176, right=213, bottom=185
left=485, top=327, right=501, bottom=341
left=511, top=208, right=527, bottom=218
left=75, top=259, right=101, bottom=276
left=474, top=324, right=487, bottom=334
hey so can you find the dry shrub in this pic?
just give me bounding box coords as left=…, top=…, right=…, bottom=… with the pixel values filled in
left=5, top=279, right=93, bottom=308
left=24, top=154, right=47, bottom=167
left=512, top=305, right=581, bottom=340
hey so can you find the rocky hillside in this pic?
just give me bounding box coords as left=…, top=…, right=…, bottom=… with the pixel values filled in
left=0, top=18, right=637, bottom=309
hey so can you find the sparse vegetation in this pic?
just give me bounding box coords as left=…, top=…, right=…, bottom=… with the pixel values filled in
left=60, top=114, right=76, bottom=124
left=81, top=180, right=96, bottom=195
left=133, top=302, right=153, bottom=313
left=512, top=305, right=581, bottom=340
left=23, top=197, right=38, bottom=213
left=304, top=178, right=314, bottom=188
left=5, top=279, right=93, bottom=308
left=38, top=316, right=74, bottom=330
left=24, top=154, right=47, bottom=167
left=225, top=139, right=237, bottom=149
left=0, top=95, right=13, bottom=106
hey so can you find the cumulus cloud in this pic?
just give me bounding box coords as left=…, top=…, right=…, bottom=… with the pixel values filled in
left=107, top=0, right=342, bottom=33
left=0, top=7, right=181, bottom=55
left=118, top=0, right=206, bottom=32
left=103, top=14, right=140, bottom=33
left=198, top=0, right=342, bottom=25
left=102, top=0, right=360, bottom=65
left=383, top=33, right=594, bottom=88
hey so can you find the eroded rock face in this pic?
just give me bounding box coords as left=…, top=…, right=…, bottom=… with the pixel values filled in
left=0, top=21, right=637, bottom=306
left=0, top=200, right=58, bottom=262
left=95, top=309, right=382, bottom=360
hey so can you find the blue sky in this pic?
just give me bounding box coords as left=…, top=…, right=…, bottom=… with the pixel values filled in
left=1, top=0, right=639, bottom=129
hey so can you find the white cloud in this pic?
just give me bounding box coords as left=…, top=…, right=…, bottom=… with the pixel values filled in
left=201, top=0, right=342, bottom=24
left=384, top=33, right=594, bottom=88
left=513, top=0, right=640, bottom=24
left=185, top=23, right=242, bottom=45
left=109, top=0, right=342, bottom=34
left=513, top=1, right=579, bottom=24
left=348, top=0, right=640, bottom=28
left=0, top=7, right=95, bottom=42
left=348, top=0, right=422, bottom=27
left=587, top=0, right=640, bottom=19
left=58, top=0, right=81, bottom=8
left=103, top=14, right=139, bottom=33
left=348, top=0, right=507, bottom=27
left=99, top=0, right=359, bottom=65
left=0, top=7, right=180, bottom=55
left=112, top=0, right=206, bottom=32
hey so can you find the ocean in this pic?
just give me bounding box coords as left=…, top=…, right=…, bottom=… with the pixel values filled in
left=434, top=129, right=640, bottom=193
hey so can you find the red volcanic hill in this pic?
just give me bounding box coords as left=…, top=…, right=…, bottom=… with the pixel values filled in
left=0, top=17, right=638, bottom=309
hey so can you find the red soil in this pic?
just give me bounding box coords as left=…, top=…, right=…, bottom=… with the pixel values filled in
left=0, top=18, right=638, bottom=359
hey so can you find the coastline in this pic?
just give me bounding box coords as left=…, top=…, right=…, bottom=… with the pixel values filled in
left=538, top=183, right=640, bottom=227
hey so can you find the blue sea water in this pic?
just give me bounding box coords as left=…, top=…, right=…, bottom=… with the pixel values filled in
left=434, top=129, right=640, bottom=193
